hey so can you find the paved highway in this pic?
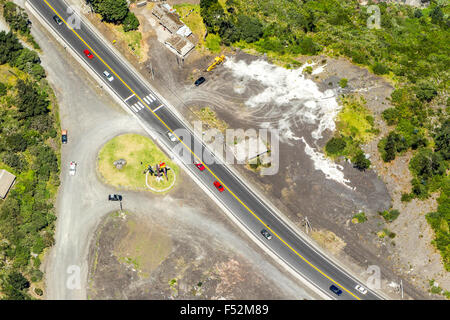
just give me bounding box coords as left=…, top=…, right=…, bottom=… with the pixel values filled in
left=27, top=0, right=385, bottom=300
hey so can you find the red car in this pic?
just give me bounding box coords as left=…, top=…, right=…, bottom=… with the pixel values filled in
left=194, top=162, right=205, bottom=171
left=214, top=181, right=224, bottom=192
left=83, top=49, right=94, bottom=59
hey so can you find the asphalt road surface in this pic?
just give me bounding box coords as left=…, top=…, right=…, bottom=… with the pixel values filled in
left=27, top=0, right=386, bottom=300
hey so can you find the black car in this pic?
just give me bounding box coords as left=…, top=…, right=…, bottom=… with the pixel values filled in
left=108, top=194, right=122, bottom=201
left=261, top=229, right=272, bottom=240
left=194, top=77, right=206, bottom=86
left=53, top=15, right=63, bottom=25
left=329, top=285, right=343, bottom=296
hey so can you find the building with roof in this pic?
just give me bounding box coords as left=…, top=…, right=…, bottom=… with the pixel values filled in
left=0, top=169, right=16, bottom=199
left=164, top=34, right=195, bottom=57
left=152, top=3, right=184, bottom=34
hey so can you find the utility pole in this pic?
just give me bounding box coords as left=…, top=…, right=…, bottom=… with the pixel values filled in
left=304, top=217, right=312, bottom=234
left=400, top=280, right=404, bottom=299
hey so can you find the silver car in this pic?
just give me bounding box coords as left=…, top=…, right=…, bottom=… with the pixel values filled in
left=103, top=70, right=114, bottom=82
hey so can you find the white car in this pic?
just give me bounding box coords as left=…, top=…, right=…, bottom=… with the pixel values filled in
left=69, top=161, right=77, bottom=176
left=103, top=70, right=114, bottom=82
left=167, top=131, right=177, bottom=142
left=355, top=284, right=368, bottom=295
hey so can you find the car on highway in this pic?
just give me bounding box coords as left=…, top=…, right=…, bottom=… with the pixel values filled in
left=355, top=284, right=368, bottom=295
left=213, top=181, right=224, bottom=192
left=61, top=129, right=68, bottom=144
left=53, top=15, right=63, bottom=25
left=329, top=285, right=343, bottom=296
left=194, top=162, right=205, bottom=171
left=83, top=49, right=94, bottom=59
left=194, top=76, right=206, bottom=86
left=69, top=161, right=77, bottom=176
left=108, top=194, right=122, bottom=201
left=261, top=229, right=272, bottom=240
left=103, top=70, right=114, bottom=82
left=167, top=131, right=177, bottom=142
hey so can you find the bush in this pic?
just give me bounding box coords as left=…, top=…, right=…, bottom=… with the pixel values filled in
left=339, top=78, right=348, bottom=88
left=122, top=11, right=139, bottom=32
left=352, top=151, right=371, bottom=171
left=372, top=62, right=389, bottom=75
left=325, top=137, right=346, bottom=155
left=91, top=0, right=128, bottom=23
left=379, top=209, right=400, bottom=222
left=3, top=2, right=30, bottom=34
left=415, top=82, right=437, bottom=102
left=0, top=82, right=7, bottom=96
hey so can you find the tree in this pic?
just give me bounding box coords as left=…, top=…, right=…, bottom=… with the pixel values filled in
left=122, top=11, right=139, bottom=32
left=95, top=0, right=128, bottom=23
left=0, top=82, right=7, bottom=96
left=15, top=79, right=49, bottom=119
left=415, top=82, right=437, bottom=102
left=352, top=151, right=371, bottom=171
left=7, top=271, right=30, bottom=290
left=430, top=6, right=444, bottom=25
left=0, top=31, right=23, bottom=65
left=325, top=137, right=346, bottom=155
left=235, top=15, right=263, bottom=43
left=372, top=62, right=389, bottom=75
left=3, top=2, right=30, bottom=34
left=434, top=119, right=450, bottom=160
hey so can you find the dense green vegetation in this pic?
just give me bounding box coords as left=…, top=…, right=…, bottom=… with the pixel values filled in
left=0, top=29, right=59, bottom=299
left=379, top=209, right=400, bottom=222
left=1, top=1, right=39, bottom=49
left=325, top=95, right=376, bottom=171
left=199, top=0, right=449, bottom=270
left=88, top=0, right=139, bottom=31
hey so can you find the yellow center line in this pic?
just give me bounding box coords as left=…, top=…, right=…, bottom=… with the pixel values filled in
left=43, top=0, right=361, bottom=300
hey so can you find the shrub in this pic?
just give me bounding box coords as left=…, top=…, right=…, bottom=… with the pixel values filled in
left=415, top=82, right=437, bottom=102
left=0, top=82, right=7, bottom=96
left=372, top=62, right=389, bottom=75
left=379, top=209, right=400, bottom=222
left=339, top=78, right=348, bottom=88
left=325, top=137, right=346, bottom=155
left=352, top=151, right=371, bottom=171
left=122, top=11, right=139, bottom=32
left=352, top=212, right=367, bottom=223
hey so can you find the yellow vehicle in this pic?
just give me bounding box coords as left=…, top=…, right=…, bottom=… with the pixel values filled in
left=207, top=55, right=225, bottom=72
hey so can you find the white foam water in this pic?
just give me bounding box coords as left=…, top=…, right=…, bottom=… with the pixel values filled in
left=224, top=58, right=352, bottom=188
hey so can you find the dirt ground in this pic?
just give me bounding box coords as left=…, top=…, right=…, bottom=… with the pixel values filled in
left=87, top=182, right=314, bottom=300
left=72, top=0, right=448, bottom=299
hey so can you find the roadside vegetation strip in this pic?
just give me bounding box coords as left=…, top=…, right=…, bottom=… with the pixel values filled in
left=42, top=0, right=362, bottom=299
left=97, top=134, right=179, bottom=192
left=0, top=53, right=59, bottom=298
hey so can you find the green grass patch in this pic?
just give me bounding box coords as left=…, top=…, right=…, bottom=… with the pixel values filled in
left=205, top=33, right=222, bottom=53
left=173, top=4, right=208, bottom=50
left=97, top=134, right=179, bottom=192
left=379, top=209, right=400, bottom=222
left=193, top=107, right=228, bottom=133
left=352, top=212, right=367, bottom=224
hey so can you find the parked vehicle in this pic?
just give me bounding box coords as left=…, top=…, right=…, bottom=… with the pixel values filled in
left=194, top=77, right=206, bottom=86
left=61, top=129, right=67, bottom=144
left=108, top=194, right=123, bottom=201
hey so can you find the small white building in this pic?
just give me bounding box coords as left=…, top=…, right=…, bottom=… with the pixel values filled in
left=0, top=169, right=16, bottom=199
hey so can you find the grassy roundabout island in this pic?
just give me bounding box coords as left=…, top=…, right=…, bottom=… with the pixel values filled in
left=97, top=134, right=179, bottom=192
